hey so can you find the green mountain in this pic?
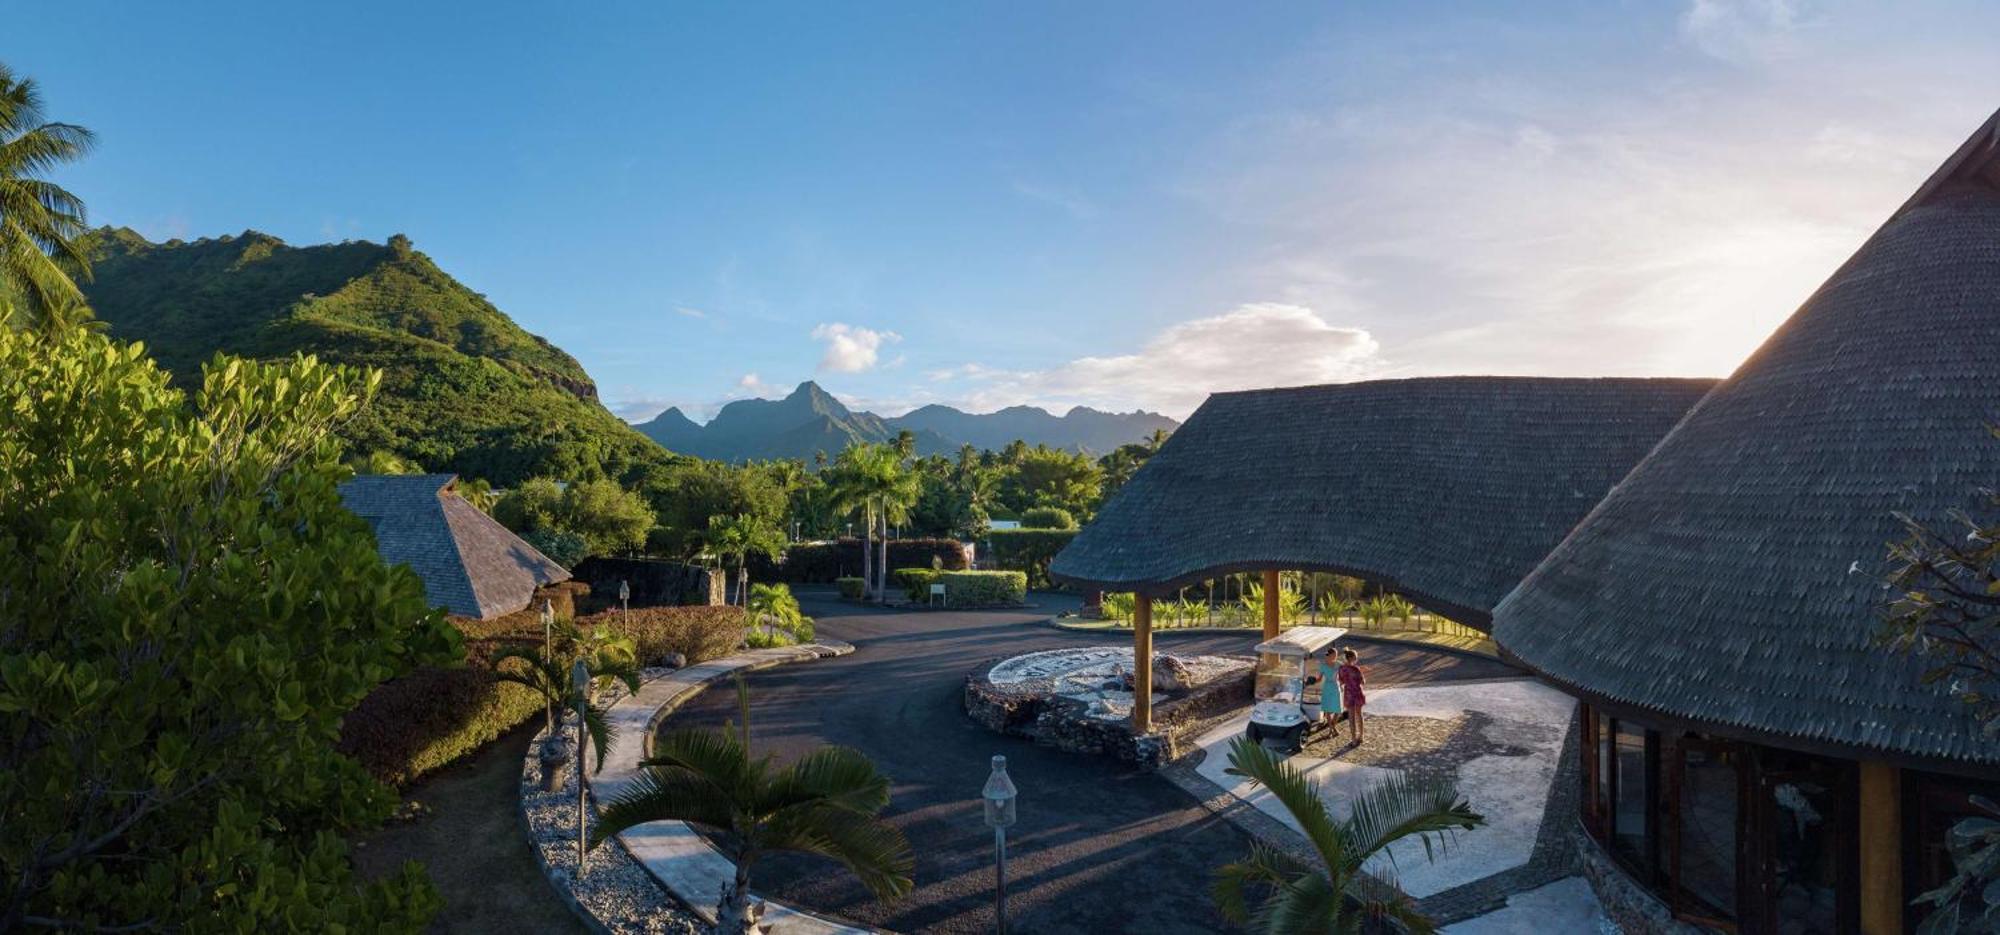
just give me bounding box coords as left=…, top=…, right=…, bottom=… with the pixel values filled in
left=84, top=228, right=682, bottom=486
left=634, top=380, right=1179, bottom=462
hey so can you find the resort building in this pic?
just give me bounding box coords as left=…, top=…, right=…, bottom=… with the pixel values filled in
left=1492, top=110, right=2000, bottom=933
left=337, top=473, right=570, bottom=620
left=1052, top=107, right=2000, bottom=933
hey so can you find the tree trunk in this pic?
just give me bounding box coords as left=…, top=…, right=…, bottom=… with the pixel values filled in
left=877, top=509, right=890, bottom=601
left=860, top=506, right=874, bottom=600
left=713, top=861, right=765, bottom=934
left=737, top=566, right=748, bottom=607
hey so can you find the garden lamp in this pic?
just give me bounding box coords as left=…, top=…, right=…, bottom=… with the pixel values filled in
left=982, top=755, right=1018, bottom=934
left=540, top=599, right=555, bottom=656
left=572, top=658, right=591, bottom=877
left=618, top=579, right=630, bottom=627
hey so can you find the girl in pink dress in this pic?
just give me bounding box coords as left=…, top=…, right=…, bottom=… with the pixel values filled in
left=1336, top=648, right=1366, bottom=746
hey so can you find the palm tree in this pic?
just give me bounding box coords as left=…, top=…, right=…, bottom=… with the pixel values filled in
left=835, top=443, right=921, bottom=600
left=591, top=680, right=913, bottom=934
left=1212, top=738, right=1484, bottom=934
left=706, top=512, right=784, bottom=606
left=492, top=644, right=642, bottom=772
left=0, top=64, right=96, bottom=331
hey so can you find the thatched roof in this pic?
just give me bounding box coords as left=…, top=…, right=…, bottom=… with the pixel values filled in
left=1493, top=108, right=2000, bottom=768
left=1049, top=376, right=1715, bottom=624
left=338, top=474, right=569, bottom=620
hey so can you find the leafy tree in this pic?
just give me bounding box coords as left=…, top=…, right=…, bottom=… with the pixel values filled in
left=0, top=327, right=462, bottom=930
left=1001, top=444, right=1103, bottom=519
left=1212, top=738, right=1483, bottom=934
left=644, top=460, right=788, bottom=557
left=831, top=444, right=919, bottom=600
left=560, top=478, right=655, bottom=557
left=347, top=448, right=425, bottom=475
left=1881, top=474, right=2000, bottom=931
left=590, top=679, right=913, bottom=934
left=0, top=63, right=96, bottom=332
left=1020, top=506, right=1077, bottom=530
left=523, top=527, right=588, bottom=567
left=705, top=512, right=786, bottom=606
left=495, top=476, right=565, bottom=532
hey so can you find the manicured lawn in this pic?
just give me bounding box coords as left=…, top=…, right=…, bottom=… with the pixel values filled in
left=351, top=723, right=586, bottom=934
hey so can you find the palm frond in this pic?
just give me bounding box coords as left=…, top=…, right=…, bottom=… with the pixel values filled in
left=581, top=703, right=617, bottom=772
left=590, top=763, right=739, bottom=846
left=1336, top=771, right=1483, bottom=875
left=1212, top=841, right=1314, bottom=925
left=759, top=805, right=914, bottom=903
left=758, top=745, right=892, bottom=816
left=1224, top=737, right=1352, bottom=874
left=1358, top=894, right=1437, bottom=935
left=644, top=726, right=756, bottom=800
left=1245, top=870, right=1341, bottom=935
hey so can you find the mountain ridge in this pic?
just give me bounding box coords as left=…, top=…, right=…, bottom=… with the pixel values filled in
left=633, top=381, right=1179, bottom=462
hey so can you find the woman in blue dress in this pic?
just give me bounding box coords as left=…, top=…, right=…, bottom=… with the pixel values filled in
left=1307, top=647, right=1343, bottom=738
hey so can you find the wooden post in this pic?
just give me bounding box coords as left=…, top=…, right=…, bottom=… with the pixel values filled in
left=1859, top=761, right=1904, bottom=935
left=1132, top=594, right=1153, bottom=733
left=1261, top=570, right=1282, bottom=641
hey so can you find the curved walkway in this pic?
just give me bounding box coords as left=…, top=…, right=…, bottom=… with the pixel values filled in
left=593, top=640, right=863, bottom=934
left=657, top=590, right=1519, bottom=934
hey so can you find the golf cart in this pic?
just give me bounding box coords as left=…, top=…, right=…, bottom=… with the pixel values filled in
left=1244, top=626, right=1348, bottom=754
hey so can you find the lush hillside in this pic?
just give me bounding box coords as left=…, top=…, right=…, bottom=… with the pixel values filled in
left=635, top=380, right=1178, bottom=463
left=85, top=228, right=683, bottom=486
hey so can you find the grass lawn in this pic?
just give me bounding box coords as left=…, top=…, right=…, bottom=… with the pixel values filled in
left=350, top=723, right=587, bottom=934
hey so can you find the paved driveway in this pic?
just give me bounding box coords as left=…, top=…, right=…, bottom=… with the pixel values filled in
left=661, top=590, right=1515, bottom=934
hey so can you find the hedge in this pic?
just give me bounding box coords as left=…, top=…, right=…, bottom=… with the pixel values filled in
left=748, top=538, right=968, bottom=583
left=895, top=567, right=941, bottom=601
left=938, top=570, right=1027, bottom=606
left=339, top=600, right=745, bottom=786
left=1020, top=506, right=1077, bottom=530
left=983, top=528, right=1079, bottom=588
left=836, top=576, right=866, bottom=599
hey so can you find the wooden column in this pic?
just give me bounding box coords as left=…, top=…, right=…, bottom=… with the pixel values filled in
left=1859, top=760, right=1904, bottom=935
left=1132, top=594, right=1153, bottom=733
left=1261, top=570, right=1282, bottom=641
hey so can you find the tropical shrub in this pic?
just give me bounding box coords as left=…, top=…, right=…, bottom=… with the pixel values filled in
left=749, top=538, right=967, bottom=583
left=1100, top=591, right=1135, bottom=621
left=523, top=527, right=589, bottom=567
left=600, top=605, right=747, bottom=665
left=746, top=583, right=814, bottom=646
left=1239, top=579, right=1306, bottom=625
left=984, top=528, right=1078, bottom=588
left=337, top=647, right=542, bottom=786
left=939, top=570, right=1027, bottom=606
left=836, top=576, right=867, bottom=599
left=496, top=476, right=655, bottom=559
left=1020, top=506, right=1077, bottom=530
left=0, top=327, right=461, bottom=930
left=896, top=567, right=943, bottom=601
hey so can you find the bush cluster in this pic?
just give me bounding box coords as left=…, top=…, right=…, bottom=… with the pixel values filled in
left=340, top=600, right=744, bottom=786
left=1019, top=506, right=1077, bottom=530
left=836, top=576, right=866, bottom=599
left=749, top=537, right=968, bottom=582
left=896, top=567, right=942, bottom=601
left=983, top=528, right=1079, bottom=587
left=938, top=570, right=1028, bottom=606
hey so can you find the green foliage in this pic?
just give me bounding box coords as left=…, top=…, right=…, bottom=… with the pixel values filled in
left=896, top=567, right=943, bottom=602
left=80, top=228, right=687, bottom=488
left=751, top=538, right=966, bottom=583
left=0, top=327, right=461, bottom=930
left=1100, top=591, right=1135, bottom=621
left=338, top=647, right=543, bottom=787
left=495, top=476, right=564, bottom=531
left=1239, top=579, right=1307, bottom=625
left=523, top=528, right=589, bottom=567
left=491, top=644, right=639, bottom=773
left=998, top=444, right=1102, bottom=518
left=0, top=63, right=96, bottom=331
left=497, top=477, right=655, bottom=559
left=601, top=605, right=747, bottom=666
left=1020, top=506, right=1078, bottom=530
left=746, top=583, right=813, bottom=646
left=984, top=527, right=1079, bottom=588
left=1212, top=738, right=1483, bottom=934
left=937, top=570, right=1027, bottom=606
left=705, top=512, right=786, bottom=604
left=644, top=459, right=789, bottom=558
left=836, top=577, right=866, bottom=600
left=590, top=678, right=914, bottom=929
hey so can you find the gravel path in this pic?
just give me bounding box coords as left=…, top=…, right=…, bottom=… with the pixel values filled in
left=659, top=590, right=1518, bottom=934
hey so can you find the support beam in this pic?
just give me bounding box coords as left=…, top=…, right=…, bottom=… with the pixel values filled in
left=1132, top=594, right=1153, bottom=733
left=1262, top=570, right=1282, bottom=641
left=1859, top=760, right=1904, bottom=935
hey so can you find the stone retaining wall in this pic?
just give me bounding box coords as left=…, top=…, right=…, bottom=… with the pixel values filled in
left=1572, top=826, right=1708, bottom=934
left=964, top=665, right=1253, bottom=770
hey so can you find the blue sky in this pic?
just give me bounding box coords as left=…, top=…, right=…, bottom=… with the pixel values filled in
left=15, top=1, right=2000, bottom=420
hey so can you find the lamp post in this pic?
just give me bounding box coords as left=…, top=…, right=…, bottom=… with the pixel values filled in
left=982, top=755, right=1018, bottom=934
left=572, top=658, right=591, bottom=877
left=618, top=579, right=630, bottom=630
left=540, top=599, right=556, bottom=726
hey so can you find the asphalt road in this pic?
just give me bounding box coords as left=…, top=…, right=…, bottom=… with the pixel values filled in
left=661, top=591, right=1517, bottom=934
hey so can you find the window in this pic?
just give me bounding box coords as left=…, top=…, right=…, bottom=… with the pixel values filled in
left=1906, top=770, right=2000, bottom=932
left=1674, top=739, right=1742, bottom=924
left=1614, top=719, right=1652, bottom=873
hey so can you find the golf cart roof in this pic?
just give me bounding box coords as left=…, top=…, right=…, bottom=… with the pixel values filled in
left=1253, top=626, right=1348, bottom=657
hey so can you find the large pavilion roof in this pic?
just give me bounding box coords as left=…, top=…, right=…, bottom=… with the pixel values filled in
left=338, top=473, right=570, bottom=620
left=1493, top=108, right=2000, bottom=768
left=1049, top=375, right=1715, bottom=624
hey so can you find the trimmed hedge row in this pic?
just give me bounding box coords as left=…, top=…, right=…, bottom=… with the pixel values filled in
left=836, top=576, right=865, bottom=599
left=983, top=528, right=1079, bottom=588
left=890, top=568, right=1027, bottom=606
left=338, top=601, right=746, bottom=786
left=748, top=538, right=968, bottom=583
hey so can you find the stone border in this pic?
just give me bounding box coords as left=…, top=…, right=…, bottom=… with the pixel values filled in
left=963, top=653, right=1255, bottom=770
left=519, top=641, right=875, bottom=935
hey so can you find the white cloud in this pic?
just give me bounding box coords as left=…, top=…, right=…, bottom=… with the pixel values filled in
left=611, top=395, right=679, bottom=422
left=1679, top=0, right=1807, bottom=64
left=811, top=323, right=901, bottom=373
left=737, top=372, right=780, bottom=396
left=943, top=303, right=1382, bottom=417
left=674, top=306, right=707, bottom=319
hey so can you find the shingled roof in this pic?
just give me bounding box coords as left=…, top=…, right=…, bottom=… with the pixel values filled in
left=1493, top=108, right=2000, bottom=768
left=1049, top=376, right=1715, bottom=624
left=338, top=474, right=569, bottom=620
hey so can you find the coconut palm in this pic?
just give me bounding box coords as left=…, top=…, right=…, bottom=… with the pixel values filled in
left=706, top=512, right=785, bottom=606
left=1213, top=738, right=1484, bottom=934
left=0, top=64, right=96, bottom=331
left=828, top=444, right=916, bottom=600
left=591, top=680, right=913, bottom=934
left=491, top=644, right=641, bottom=771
